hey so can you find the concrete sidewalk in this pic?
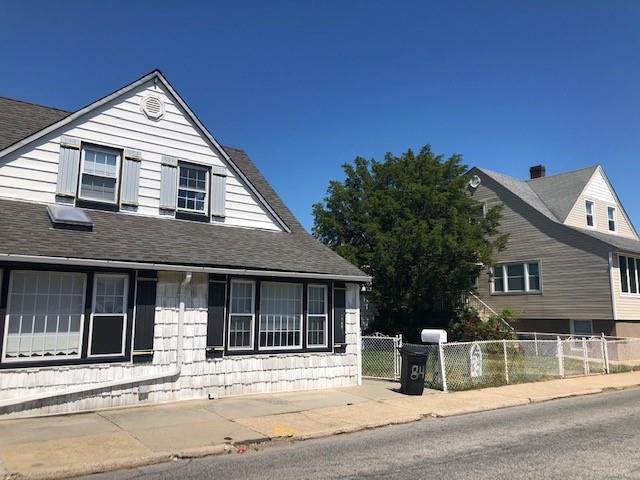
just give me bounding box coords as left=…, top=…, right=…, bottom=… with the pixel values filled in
left=2, top=372, right=640, bottom=480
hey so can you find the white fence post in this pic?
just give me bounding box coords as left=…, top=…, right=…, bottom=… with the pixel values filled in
left=438, top=341, right=448, bottom=392
left=557, top=336, right=564, bottom=378
left=534, top=332, right=539, bottom=356
left=601, top=333, right=610, bottom=374
left=582, top=337, right=589, bottom=376
left=503, top=339, right=509, bottom=384
left=394, top=334, right=403, bottom=380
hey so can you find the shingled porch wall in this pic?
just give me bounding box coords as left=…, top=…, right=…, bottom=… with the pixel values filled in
left=0, top=272, right=361, bottom=418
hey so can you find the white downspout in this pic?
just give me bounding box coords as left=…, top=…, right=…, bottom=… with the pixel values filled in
left=0, top=271, right=193, bottom=411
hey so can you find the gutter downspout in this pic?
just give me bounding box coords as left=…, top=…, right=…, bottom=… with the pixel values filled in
left=0, top=272, right=193, bottom=411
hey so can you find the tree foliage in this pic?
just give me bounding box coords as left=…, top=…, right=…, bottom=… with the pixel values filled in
left=313, top=146, right=507, bottom=339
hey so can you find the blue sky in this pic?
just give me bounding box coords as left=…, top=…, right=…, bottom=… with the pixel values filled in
left=1, top=1, right=639, bottom=230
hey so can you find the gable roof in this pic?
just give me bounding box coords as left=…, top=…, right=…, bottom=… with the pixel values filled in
left=0, top=97, right=70, bottom=150
left=0, top=70, right=291, bottom=233
left=0, top=74, right=368, bottom=281
left=527, top=165, right=597, bottom=222
left=471, top=166, right=640, bottom=255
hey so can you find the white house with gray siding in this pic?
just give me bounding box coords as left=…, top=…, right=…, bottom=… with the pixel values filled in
left=468, top=164, right=640, bottom=338
left=0, top=70, right=369, bottom=418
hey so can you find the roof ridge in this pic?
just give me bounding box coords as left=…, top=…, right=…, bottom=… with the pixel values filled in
left=0, top=96, right=71, bottom=114
left=526, top=164, right=599, bottom=183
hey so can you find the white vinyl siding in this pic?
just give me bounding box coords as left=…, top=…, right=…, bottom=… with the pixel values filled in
left=3, top=271, right=86, bottom=362
left=492, top=262, right=541, bottom=294
left=228, top=280, right=255, bottom=350
left=259, top=282, right=303, bottom=350
left=0, top=81, right=281, bottom=231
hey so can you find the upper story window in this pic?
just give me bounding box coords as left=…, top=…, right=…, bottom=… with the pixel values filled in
left=177, top=163, right=208, bottom=215
left=608, top=207, right=616, bottom=232
left=79, top=145, right=121, bottom=204
left=620, top=255, right=639, bottom=294
left=585, top=200, right=595, bottom=227
left=492, top=262, right=541, bottom=294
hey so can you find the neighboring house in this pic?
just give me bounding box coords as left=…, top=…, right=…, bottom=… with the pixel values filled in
left=468, top=163, right=640, bottom=338
left=0, top=70, right=369, bottom=417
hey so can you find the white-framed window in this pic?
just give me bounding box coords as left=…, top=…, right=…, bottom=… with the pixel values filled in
left=619, top=255, right=640, bottom=295
left=259, top=282, right=303, bottom=350
left=608, top=206, right=616, bottom=232
left=177, top=163, right=209, bottom=214
left=228, top=280, right=255, bottom=350
left=307, top=284, right=328, bottom=348
left=585, top=200, right=595, bottom=228
left=492, top=262, right=541, bottom=293
left=79, top=145, right=121, bottom=204
left=3, top=271, right=86, bottom=362
left=88, top=274, right=128, bottom=357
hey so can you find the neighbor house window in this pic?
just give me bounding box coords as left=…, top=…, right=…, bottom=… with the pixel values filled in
left=79, top=145, right=120, bottom=203
left=88, top=274, right=128, bottom=357
left=608, top=207, right=616, bottom=232
left=585, top=200, right=595, bottom=227
left=571, top=319, right=593, bottom=337
left=228, top=280, right=254, bottom=350
left=492, top=262, right=541, bottom=293
left=259, top=282, right=303, bottom=350
left=619, top=255, right=640, bottom=294
left=177, top=163, right=208, bottom=214
left=3, top=271, right=86, bottom=361
left=307, top=285, right=328, bottom=347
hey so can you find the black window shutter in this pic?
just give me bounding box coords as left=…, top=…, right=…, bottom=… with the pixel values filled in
left=333, top=283, right=346, bottom=349
left=207, top=274, right=227, bottom=358
left=133, top=271, right=157, bottom=353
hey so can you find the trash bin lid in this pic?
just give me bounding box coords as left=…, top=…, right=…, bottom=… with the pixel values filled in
left=399, top=344, right=430, bottom=357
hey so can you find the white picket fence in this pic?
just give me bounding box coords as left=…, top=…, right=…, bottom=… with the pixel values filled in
left=362, top=332, right=640, bottom=392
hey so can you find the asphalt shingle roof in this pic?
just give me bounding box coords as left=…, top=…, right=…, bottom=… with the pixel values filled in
left=0, top=97, right=367, bottom=279
left=475, top=166, right=640, bottom=255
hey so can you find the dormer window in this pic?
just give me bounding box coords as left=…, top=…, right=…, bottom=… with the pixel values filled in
left=608, top=206, right=616, bottom=232
left=177, top=163, right=208, bottom=214
left=585, top=200, right=595, bottom=227
left=79, top=145, right=120, bottom=204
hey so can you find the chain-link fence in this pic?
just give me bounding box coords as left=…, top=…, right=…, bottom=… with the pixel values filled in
left=362, top=333, right=402, bottom=380
left=364, top=333, right=640, bottom=392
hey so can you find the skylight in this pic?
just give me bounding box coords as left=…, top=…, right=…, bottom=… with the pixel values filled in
left=47, top=204, right=93, bottom=230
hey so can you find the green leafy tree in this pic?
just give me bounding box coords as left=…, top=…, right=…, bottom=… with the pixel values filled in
left=313, top=146, right=507, bottom=340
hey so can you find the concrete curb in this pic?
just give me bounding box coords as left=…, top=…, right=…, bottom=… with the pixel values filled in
left=527, top=388, right=604, bottom=403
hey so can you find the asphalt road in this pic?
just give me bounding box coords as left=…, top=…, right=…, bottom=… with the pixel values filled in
left=85, top=388, right=640, bottom=480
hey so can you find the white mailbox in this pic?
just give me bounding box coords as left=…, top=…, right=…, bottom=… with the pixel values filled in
left=421, top=329, right=447, bottom=344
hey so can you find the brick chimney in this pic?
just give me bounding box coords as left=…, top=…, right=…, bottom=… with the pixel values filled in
left=529, top=164, right=546, bottom=179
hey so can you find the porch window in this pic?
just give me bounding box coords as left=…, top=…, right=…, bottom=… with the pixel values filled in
left=228, top=280, right=254, bottom=350
left=3, top=271, right=86, bottom=361
left=585, top=200, right=595, bottom=227
left=79, top=145, right=120, bottom=204
left=89, top=274, right=128, bottom=356
left=259, top=282, right=302, bottom=349
left=307, top=284, right=328, bottom=347
left=492, top=262, right=541, bottom=293
left=177, top=163, right=208, bottom=214
left=608, top=207, right=616, bottom=232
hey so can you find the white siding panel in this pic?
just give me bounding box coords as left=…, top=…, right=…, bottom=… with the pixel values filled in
left=584, top=170, right=616, bottom=203
left=0, top=80, right=282, bottom=231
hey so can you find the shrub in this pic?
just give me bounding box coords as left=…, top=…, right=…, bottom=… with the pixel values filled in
left=448, top=307, right=518, bottom=341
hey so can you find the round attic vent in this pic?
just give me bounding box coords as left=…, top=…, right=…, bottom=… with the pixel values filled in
left=140, top=95, right=165, bottom=120
left=468, top=175, right=481, bottom=189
